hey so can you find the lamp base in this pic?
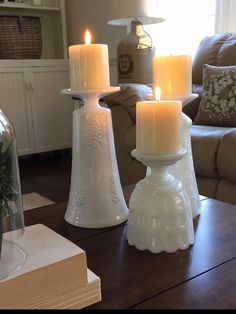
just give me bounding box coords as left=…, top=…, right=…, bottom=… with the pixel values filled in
left=117, top=20, right=155, bottom=85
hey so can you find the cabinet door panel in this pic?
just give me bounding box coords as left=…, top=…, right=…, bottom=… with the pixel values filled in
left=30, top=68, right=74, bottom=153
left=0, top=71, right=34, bottom=155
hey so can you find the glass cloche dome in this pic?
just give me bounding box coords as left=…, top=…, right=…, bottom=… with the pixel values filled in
left=0, top=109, right=26, bottom=280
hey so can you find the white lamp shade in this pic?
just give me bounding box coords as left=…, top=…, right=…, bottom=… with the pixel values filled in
left=107, top=0, right=164, bottom=25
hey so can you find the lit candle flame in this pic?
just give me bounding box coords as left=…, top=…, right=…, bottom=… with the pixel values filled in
left=85, top=30, right=92, bottom=45
left=155, top=86, right=161, bottom=102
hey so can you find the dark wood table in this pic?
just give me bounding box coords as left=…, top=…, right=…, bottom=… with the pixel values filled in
left=24, top=185, right=236, bottom=309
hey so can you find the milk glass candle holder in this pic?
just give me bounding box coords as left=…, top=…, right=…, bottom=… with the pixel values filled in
left=127, top=95, right=194, bottom=253
left=127, top=149, right=194, bottom=253
left=62, top=88, right=129, bottom=228
left=145, top=93, right=201, bottom=218
left=65, top=30, right=128, bottom=228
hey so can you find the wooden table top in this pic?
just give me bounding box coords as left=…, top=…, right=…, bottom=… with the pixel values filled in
left=24, top=185, right=236, bottom=309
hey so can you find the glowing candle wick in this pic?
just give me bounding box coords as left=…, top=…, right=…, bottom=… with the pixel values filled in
left=85, top=30, right=91, bottom=45
left=155, top=86, right=161, bottom=102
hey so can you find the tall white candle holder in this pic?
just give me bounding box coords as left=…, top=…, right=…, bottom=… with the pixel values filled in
left=127, top=149, right=195, bottom=253
left=146, top=93, right=201, bottom=218
left=62, top=87, right=129, bottom=228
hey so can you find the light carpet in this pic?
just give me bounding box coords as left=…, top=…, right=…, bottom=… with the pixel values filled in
left=22, top=193, right=55, bottom=211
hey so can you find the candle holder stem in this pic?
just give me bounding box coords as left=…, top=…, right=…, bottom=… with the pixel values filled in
left=127, top=149, right=194, bottom=253
left=62, top=88, right=128, bottom=228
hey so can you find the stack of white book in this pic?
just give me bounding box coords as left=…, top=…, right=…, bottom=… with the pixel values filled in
left=0, top=224, right=101, bottom=309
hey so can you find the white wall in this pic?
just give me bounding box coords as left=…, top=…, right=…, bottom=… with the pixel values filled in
left=65, top=0, right=127, bottom=85
left=65, top=0, right=236, bottom=84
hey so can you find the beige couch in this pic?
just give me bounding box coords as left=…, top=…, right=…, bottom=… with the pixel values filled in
left=102, top=32, right=236, bottom=206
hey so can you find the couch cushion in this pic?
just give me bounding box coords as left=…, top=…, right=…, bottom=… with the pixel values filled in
left=190, top=125, right=232, bottom=177
left=217, top=33, right=236, bottom=66
left=216, top=178, right=236, bottom=205
left=194, top=64, right=236, bottom=127
left=192, top=32, right=235, bottom=84
left=217, top=128, right=236, bottom=183
left=196, top=176, right=219, bottom=199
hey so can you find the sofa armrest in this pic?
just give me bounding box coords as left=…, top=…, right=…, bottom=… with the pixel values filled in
left=101, top=84, right=152, bottom=122
left=183, top=84, right=203, bottom=121
left=100, top=84, right=151, bottom=186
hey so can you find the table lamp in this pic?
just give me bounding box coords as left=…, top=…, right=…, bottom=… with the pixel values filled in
left=107, top=0, right=164, bottom=85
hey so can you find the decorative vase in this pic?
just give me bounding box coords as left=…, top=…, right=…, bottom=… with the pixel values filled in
left=0, top=109, right=26, bottom=279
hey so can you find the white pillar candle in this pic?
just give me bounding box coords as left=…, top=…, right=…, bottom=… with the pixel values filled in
left=136, top=93, right=182, bottom=155
left=68, top=30, right=110, bottom=90
left=153, top=55, right=192, bottom=97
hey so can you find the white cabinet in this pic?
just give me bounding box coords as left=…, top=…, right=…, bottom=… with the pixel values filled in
left=0, top=0, right=67, bottom=59
left=0, top=61, right=74, bottom=156
left=0, top=67, right=34, bottom=155
left=0, top=0, right=74, bottom=156
left=30, top=65, right=73, bottom=153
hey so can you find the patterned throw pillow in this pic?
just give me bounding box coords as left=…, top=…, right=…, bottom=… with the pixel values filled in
left=194, top=64, right=236, bottom=126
